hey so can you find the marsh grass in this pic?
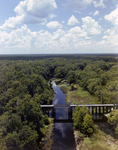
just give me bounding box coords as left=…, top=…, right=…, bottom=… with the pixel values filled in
left=60, top=86, right=68, bottom=94
left=66, top=85, right=98, bottom=104
left=54, top=78, right=68, bottom=87
left=55, top=79, right=98, bottom=104
left=75, top=127, right=118, bottom=150
left=55, top=79, right=118, bottom=150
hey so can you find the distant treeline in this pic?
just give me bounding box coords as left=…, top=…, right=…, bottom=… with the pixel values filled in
left=0, top=54, right=118, bottom=150
left=0, top=54, right=118, bottom=61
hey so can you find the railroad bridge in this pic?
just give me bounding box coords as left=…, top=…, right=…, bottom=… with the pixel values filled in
left=41, top=104, right=118, bottom=122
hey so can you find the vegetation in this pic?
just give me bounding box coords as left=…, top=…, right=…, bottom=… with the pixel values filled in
left=73, top=106, right=95, bottom=135
left=65, top=84, right=97, bottom=104
left=74, top=126, right=118, bottom=150
left=52, top=55, right=118, bottom=105
left=0, top=54, right=118, bottom=149
left=0, top=59, right=54, bottom=150
left=108, top=109, right=118, bottom=135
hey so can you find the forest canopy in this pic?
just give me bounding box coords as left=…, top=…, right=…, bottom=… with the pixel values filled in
left=0, top=54, right=118, bottom=149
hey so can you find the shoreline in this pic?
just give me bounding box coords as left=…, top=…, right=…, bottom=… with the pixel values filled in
left=55, top=79, right=118, bottom=150
left=40, top=118, right=54, bottom=150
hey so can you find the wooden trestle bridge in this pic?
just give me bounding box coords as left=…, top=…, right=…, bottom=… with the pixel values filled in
left=41, top=104, right=118, bottom=121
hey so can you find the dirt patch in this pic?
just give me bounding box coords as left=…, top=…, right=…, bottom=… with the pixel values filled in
left=73, top=130, right=84, bottom=150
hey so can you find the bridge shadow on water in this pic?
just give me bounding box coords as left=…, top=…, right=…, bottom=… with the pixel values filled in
left=43, top=105, right=115, bottom=123
left=53, top=107, right=71, bottom=122
left=54, top=120, right=73, bottom=123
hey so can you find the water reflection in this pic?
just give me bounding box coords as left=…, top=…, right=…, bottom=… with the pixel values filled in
left=53, top=98, right=59, bottom=105
left=55, top=108, right=68, bottom=120
left=52, top=81, right=76, bottom=150
left=52, top=81, right=66, bottom=105
left=53, top=123, right=76, bottom=150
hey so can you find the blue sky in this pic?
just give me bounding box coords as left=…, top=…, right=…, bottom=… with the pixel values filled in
left=0, top=0, right=118, bottom=54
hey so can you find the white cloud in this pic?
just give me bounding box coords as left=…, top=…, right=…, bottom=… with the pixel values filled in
left=67, top=15, right=79, bottom=25
left=0, top=0, right=57, bottom=30
left=93, top=10, right=99, bottom=16
left=102, top=35, right=108, bottom=39
left=63, top=0, right=94, bottom=11
left=74, top=11, right=82, bottom=14
left=50, top=14, right=57, bottom=19
left=82, top=16, right=102, bottom=36
left=52, top=29, right=65, bottom=40
left=104, top=29, right=111, bottom=34
left=104, top=5, right=118, bottom=26
left=103, top=6, right=118, bottom=53
left=101, top=28, right=118, bottom=52
left=0, top=24, right=117, bottom=54
left=0, top=25, right=38, bottom=49
left=68, top=26, right=86, bottom=37
left=99, top=18, right=102, bottom=21
left=93, top=0, right=106, bottom=8
left=46, top=21, right=62, bottom=29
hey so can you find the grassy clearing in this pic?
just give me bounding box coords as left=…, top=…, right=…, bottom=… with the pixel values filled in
left=55, top=79, right=98, bottom=104
left=74, top=126, right=118, bottom=150
left=66, top=84, right=98, bottom=104
left=54, top=78, right=69, bottom=87
left=54, top=79, right=118, bottom=149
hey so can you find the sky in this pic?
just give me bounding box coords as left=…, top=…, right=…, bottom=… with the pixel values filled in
left=0, top=0, right=118, bottom=54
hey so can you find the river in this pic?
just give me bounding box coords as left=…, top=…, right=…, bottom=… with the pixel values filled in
left=51, top=81, right=76, bottom=150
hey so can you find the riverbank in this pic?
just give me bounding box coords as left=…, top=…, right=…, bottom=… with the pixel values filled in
left=54, top=79, right=118, bottom=150
left=55, top=78, right=98, bottom=104
left=51, top=80, right=76, bottom=150
left=40, top=118, right=54, bottom=150
left=74, top=124, right=118, bottom=150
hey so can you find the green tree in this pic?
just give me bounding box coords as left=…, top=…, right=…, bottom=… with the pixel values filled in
left=67, top=71, right=77, bottom=84
left=19, top=126, right=39, bottom=150
left=73, top=106, right=94, bottom=135
left=5, top=131, right=21, bottom=150
left=108, top=109, right=118, bottom=134
left=83, top=113, right=94, bottom=134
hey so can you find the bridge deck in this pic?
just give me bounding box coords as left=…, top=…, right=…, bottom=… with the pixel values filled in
left=41, top=104, right=118, bottom=108
left=54, top=105, right=70, bottom=107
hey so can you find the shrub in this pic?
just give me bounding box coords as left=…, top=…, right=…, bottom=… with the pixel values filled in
left=43, top=115, right=50, bottom=125
left=73, top=106, right=94, bottom=135
left=108, top=109, right=118, bottom=134
left=83, top=114, right=94, bottom=134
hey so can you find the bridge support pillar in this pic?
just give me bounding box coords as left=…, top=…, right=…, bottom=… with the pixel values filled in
left=90, top=106, right=92, bottom=113
left=68, top=107, right=72, bottom=120
left=43, top=108, right=46, bottom=115
left=47, top=108, right=49, bottom=116
left=87, top=106, right=90, bottom=109
left=109, top=107, right=111, bottom=112
left=106, top=106, right=108, bottom=113
left=99, top=106, right=101, bottom=114
left=103, top=106, right=104, bottom=114
left=52, top=108, right=55, bottom=119
left=116, top=105, right=118, bottom=109
left=95, top=107, right=97, bottom=114
left=92, top=107, right=94, bottom=114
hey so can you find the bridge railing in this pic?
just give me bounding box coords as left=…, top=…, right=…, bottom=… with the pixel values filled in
left=40, top=104, right=118, bottom=120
